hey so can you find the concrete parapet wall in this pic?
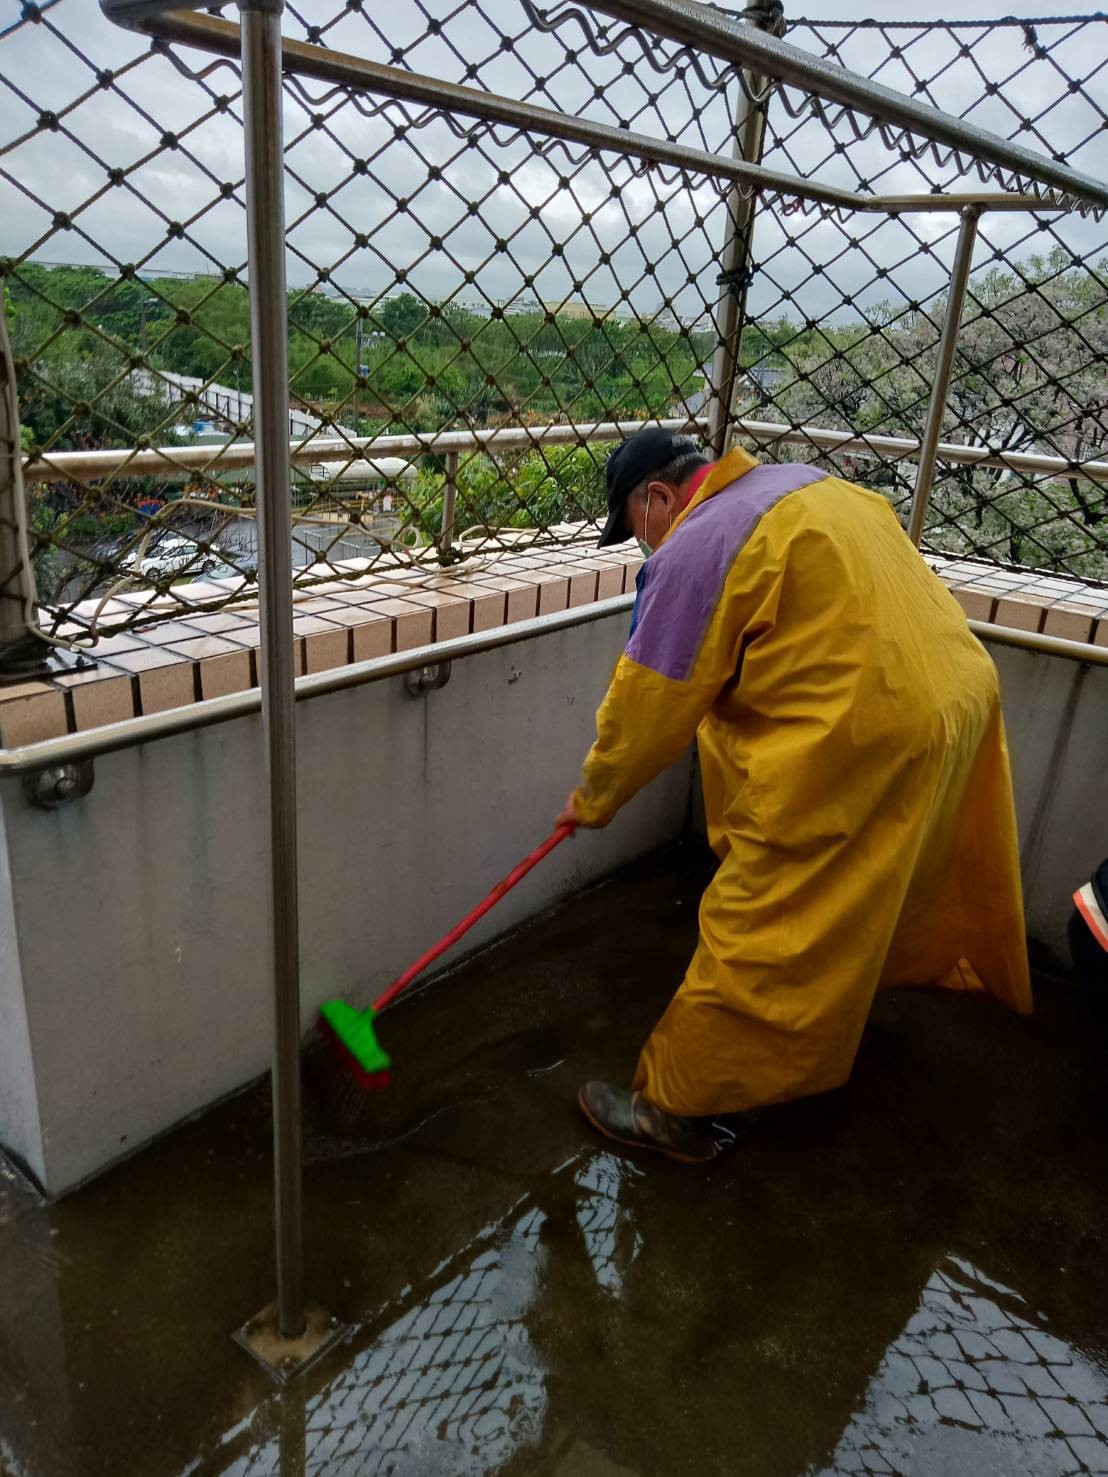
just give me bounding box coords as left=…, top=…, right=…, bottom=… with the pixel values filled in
left=0, top=610, right=689, bottom=1194
left=0, top=610, right=1103, bottom=1195
left=990, top=642, right=1108, bottom=971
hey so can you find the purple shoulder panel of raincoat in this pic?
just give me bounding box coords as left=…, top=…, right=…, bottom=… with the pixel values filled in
left=625, top=463, right=825, bottom=682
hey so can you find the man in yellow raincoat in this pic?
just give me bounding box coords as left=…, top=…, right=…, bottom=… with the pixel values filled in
left=560, top=426, right=1032, bottom=1163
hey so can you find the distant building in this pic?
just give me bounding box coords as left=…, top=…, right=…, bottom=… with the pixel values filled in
left=540, top=299, right=616, bottom=322
left=677, top=361, right=787, bottom=421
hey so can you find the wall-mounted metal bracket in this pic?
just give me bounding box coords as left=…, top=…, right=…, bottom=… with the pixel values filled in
left=403, top=660, right=451, bottom=696
left=23, top=760, right=94, bottom=810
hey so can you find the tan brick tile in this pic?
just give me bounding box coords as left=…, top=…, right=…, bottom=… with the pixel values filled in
left=60, top=671, right=136, bottom=730
left=137, top=619, right=204, bottom=646
left=197, top=650, right=253, bottom=700
left=564, top=565, right=599, bottom=607
left=505, top=583, right=539, bottom=622
left=352, top=612, right=393, bottom=661
left=402, top=589, right=471, bottom=640
left=950, top=586, right=996, bottom=622
left=1041, top=604, right=1095, bottom=643
left=470, top=588, right=507, bottom=632
left=993, top=594, right=1045, bottom=633
left=169, top=635, right=243, bottom=661
left=185, top=611, right=257, bottom=635
left=90, top=633, right=144, bottom=657
left=372, top=600, right=433, bottom=651
left=303, top=626, right=350, bottom=674
left=538, top=576, right=570, bottom=615
left=104, top=646, right=192, bottom=674
left=0, top=683, right=68, bottom=746
left=293, top=596, right=352, bottom=616
left=136, top=661, right=196, bottom=715
left=596, top=564, right=624, bottom=599
left=292, top=614, right=344, bottom=638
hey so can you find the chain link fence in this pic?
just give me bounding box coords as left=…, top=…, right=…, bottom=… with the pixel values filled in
left=1, top=3, right=1106, bottom=646
left=751, top=12, right=1108, bottom=584
left=818, top=1256, right=1108, bottom=1476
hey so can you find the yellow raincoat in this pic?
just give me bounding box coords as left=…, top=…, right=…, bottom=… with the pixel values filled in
left=573, top=447, right=1032, bottom=1117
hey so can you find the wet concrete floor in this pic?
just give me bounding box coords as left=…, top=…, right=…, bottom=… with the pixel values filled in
left=2, top=841, right=1108, bottom=1477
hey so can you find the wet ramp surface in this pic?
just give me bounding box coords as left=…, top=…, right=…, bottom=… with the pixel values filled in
left=1, top=843, right=1107, bottom=1477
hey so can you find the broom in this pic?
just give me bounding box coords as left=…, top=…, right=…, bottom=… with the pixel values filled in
left=318, top=823, right=576, bottom=1099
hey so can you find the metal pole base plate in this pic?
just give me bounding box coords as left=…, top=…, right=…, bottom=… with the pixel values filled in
left=0, top=643, right=95, bottom=686
left=233, top=1301, right=348, bottom=1384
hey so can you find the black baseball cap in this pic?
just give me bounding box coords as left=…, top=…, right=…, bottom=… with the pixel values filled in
left=598, top=428, right=704, bottom=547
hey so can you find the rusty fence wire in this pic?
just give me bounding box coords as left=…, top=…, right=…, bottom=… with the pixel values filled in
left=0, top=3, right=1106, bottom=645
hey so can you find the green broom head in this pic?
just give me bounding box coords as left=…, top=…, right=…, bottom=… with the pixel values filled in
left=318, top=1000, right=392, bottom=1091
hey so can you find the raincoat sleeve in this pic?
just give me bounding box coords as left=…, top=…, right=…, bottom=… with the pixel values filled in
left=572, top=545, right=759, bottom=826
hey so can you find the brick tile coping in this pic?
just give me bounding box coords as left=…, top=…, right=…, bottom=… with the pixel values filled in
left=0, top=538, right=641, bottom=747
left=1, top=537, right=1106, bottom=748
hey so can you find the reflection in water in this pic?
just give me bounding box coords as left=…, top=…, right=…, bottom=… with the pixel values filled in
left=222, top=1208, right=548, bottom=1477
left=208, top=1150, right=649, bottom=1477
left=814, top=1257, right=1108, bottom=1476
left=574, top=1153, right=643, bottom=1296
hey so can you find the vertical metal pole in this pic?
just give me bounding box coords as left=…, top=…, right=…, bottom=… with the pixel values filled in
left=0, top=311, right=30, bottom=655
left=0, top=307, right=47, bottom=676
left=439, top=449, right=459, bottom=556
left=352, top=315, right=361, bottom=439
left=906, top=204, right=981, bottom=547
left=240, top=0, right=305, bottom=1340
left=705, top=4, right=782, bottom=460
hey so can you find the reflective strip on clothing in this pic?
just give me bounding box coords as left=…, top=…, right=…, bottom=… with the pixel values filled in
left=1075, top=882, right=1108, bottom=953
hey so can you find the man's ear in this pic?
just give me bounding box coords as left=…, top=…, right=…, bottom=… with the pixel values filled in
left=646, top=480, right=679, bottom=511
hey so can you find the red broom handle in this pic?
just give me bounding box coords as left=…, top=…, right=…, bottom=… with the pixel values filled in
left=372, top=823, right=576, bottom=1014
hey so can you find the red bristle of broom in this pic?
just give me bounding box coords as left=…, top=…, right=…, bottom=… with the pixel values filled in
left=318, top=1017, right=392, bottom=1092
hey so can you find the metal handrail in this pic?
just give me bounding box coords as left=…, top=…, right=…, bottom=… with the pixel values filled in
left=586, top=0, right=1108, bottom=214
left=732, top=421, right=1108, bottom=487
left=967, top=619, right=1108, bottom=666
left=24, top=415, right=1108, bottom=489
left=21, top=417, right=706, bottom=485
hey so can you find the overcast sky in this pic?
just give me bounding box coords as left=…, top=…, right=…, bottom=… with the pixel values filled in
left=796, top=0, right=1102, bottom=16
left=2, top=0, right=1105, bottom=327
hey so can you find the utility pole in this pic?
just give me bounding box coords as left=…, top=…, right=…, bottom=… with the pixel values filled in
left=352, top=315, right=362, bottom=440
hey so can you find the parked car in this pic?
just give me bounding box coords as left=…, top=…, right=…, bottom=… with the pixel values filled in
left=122, top=534, right=227, bottom=580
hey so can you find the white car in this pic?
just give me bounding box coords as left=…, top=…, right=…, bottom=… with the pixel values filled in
left=122, top=534, right=207, bottom=580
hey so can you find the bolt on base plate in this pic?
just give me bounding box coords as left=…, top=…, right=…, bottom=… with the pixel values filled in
left=0, top=643, right=95, bottom=686
left=233, top=1301, right=348, bottom=1384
